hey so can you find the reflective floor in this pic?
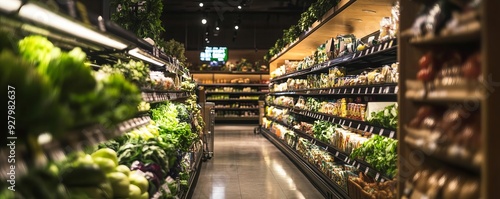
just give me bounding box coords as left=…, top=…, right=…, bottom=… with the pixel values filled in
left=192, top=125, right=324, bottom=199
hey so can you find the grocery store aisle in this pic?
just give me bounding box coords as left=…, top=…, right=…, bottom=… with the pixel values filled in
left=192, top=125, right=324, bottom=199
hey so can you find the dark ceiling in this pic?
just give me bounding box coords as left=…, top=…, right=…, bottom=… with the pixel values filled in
left=161, top=0, right=315, bottom=50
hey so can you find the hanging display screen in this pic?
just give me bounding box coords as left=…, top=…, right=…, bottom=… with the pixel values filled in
left=200, top=46, right=228, bottom=62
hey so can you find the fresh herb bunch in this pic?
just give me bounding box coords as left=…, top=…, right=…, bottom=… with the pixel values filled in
left=312, top=120, right=336, bottom=143
left=350, top=135, right=398, bottom=177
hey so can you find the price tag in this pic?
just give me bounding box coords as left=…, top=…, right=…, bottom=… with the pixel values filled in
left=379, top=128, right=384, bottom=135
left=369, top=126, right=374, bottom=133
left=365, top=167, right=369, bottom=175
left=349, top=121, right=352, bottom=127
left=322, top=115, right=325, bottom=120
left=352, top=161, right=356, bottom=166
left=343, top=89, right=347, bottom=94
left=344, top=156, right=349, bottom=162
left=388, top=40, right=394, bottom=48
left=375, top=173, right=380, bottom=181
left=331, top=118, right=336, bottom=123
left=342, top=120, right=346, bottom=126
left=337, top=89, right=341, bottom=94
left=378, top=44, right=382, bottom=51
left=365, top=49, right=370, bottom=56
left=356, top=164, right=360, bottom=169
left=357, top=124, right=361, bottom=129
left=371, top=87, right=375, bottom=94
left=351, top=88, right=355, bottom=93
left=383, top=42, right=388, bottom=50
left=389, top=131, right=395, bottom=138
left=378, top=87, right=383, bottom=94
left=371, top=47, right=375, bottom=54
left=335, top=151, right=339, bottom=157
left=394, top=86, right=399, bottom=94
left=365, top=88, right=368, bottom=94
left=357, top=88, right=361, bottom=94
left=352, top=53, right=356, bottom=59
left=364, top=125, right=368, bottom=132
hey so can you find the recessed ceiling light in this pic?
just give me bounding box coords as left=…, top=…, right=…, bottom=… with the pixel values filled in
left=216, top=27, right=220, bottom=30
left=237, top=5, right=242, bottom=9
left=234, top=25, right=239, bottom=30
left=201, top=18, right=207, bottom=24
left=362, top=9, right=376, bottom=14
left=199, top=2, right=204, bottom=7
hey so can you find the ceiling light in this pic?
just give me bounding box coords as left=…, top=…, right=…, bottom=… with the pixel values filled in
left=19, top=3, right=128, bottom=50
left=206, top=40, right=210, bottom=43
left=199, top=2, right=204, bottom=7
left=234, top=25, right=239, bottom=30
left=216, top=27, right=220, bottom=30
left=201, top=18, right=207, bottom=24
left=205, top=37, right=209, bottom=41
left=237, top=5, right=242, bottom=9
left=362, top=9, right=377, bottom=14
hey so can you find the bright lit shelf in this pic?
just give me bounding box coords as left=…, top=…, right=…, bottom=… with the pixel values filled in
left=269, top=0, right=394, bottom=71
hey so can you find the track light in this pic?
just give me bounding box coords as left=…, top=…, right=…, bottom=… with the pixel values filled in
left=201, top=18, right=207, bottom=24
left=199, top=2, right=203, bottom=7
left=237, top=5, right=242, bottom=9
left=216, top=27, right=220, bottom=31
left=234, top=25, right=239, bottom=30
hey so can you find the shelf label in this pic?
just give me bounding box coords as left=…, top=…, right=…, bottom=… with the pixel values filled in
left=365, top=49, right=370, bottom=56
left=343, top=89, right=347, bottom=94
left=344, top=156, right=349, bottom=162
left=394, top=86, right=399, bottom=94
left=364, top=125, right=368, bottom=132
left=349, top=121, right=352, bottom=127
left=388, top=40, right=394, bottom=48
left=365, top=88, right=368, bottom=94
left=352, top=53, right=356, bottom=59
left=375, top=173, right=380, bottom=181
left=365, top=167, right=369, bottom=175
left=356, top=164, right=360, bottom=169
left=352, top=161, right=356, bottom=166
left=357, top=124, right=361, bottom=129
left=371, top=87, right=375, bottom=94
left=390, top=131, right=395, bottom=138
left=335, top=151, right=339, bottom=157
left=325, top=146, right=328, bottom=151
left=378, top=44, right=382, bottom=52
left=351, top=88, right=355, bottom=93
left=379, top=128, right=384, bottom=135
left=379, top=87, right=383, bottom=94
left=342, top=120, right=346, bottom=126
left=383, top=42, right=388, bottom=50
left=369, top=126, right=374, bottom=133
left=371, top=47, right=375, bottom=54
left=357, top=88, right=361, bottom=94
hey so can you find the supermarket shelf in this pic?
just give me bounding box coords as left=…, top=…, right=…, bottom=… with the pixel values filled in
left=206, top=91, right=268, bottom=95
left=270, top=105, right=397, bottom=139
left=269, top=0, right=395, bottom=65
left=408, top=22, right=481, bottom=46
left=214, top=117, right=259, bottom=121
left=142, top=91, right=190, bottom=103
left=270, top=83, right=398, bottom=96
left=270, top=39, right=397, bottom=83
left=214, top=107, right=259, bottom=110
left=404, top=127, right=481, bottom=175
left=261, top=128, right=349, bottom=199
left=266, top=116, right=394, bottom=181
left=207, top=99, right=260, bottom=102
left=178, top=142, right=204, bottom=199
left=198, top=83, right=268, bottom=87
left=191, top=71, right=269, bottom=75
left=40, top=115, right=151, bottom=163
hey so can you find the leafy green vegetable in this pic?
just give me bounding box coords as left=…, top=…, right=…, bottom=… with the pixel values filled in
left=367, top=104, right=398, bottom=129
left=312, top=120, right=336, bottom=143
left=350, top=135, right=398, bottom=177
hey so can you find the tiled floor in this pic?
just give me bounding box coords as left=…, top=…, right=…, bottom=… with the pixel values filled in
left=192, top=125, right=324, bottom=199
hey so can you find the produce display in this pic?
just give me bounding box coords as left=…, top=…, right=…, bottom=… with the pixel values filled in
left=150, top=71, right=176, bottom=91
left=405, top=106, right=482, bottom=167
left=405, top=0, right=480, bottom=39
left=215, top=110, right=258, bottom=118
left=416, top=50, right=481, bottom=85
left=100, top=60, right=151, bottom=88
left=271, top=63, right=399, bottom=92
left=214, top=103, right=257, bottom=108
left=199, top=77, right=264, bottom=84
left=402, top=167, right=479, bottom=199
left=208, top=87, right=259, bottom=92
left=348, top=172, right=397, bottom=199
left=207, top=95, right=260, bottom=100
left=97, top=101, right=201, bottom=198
left=367, top=103, right=398, bottom=129
left=1, top=35, right=141, bottom=141
left=350, top=135, right=398, bottom=177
